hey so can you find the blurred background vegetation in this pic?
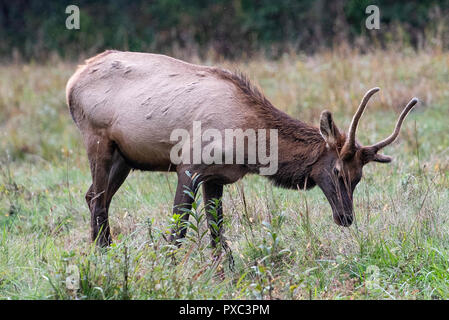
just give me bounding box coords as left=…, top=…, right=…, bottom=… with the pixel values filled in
left=0, top=0, right=448, bottom=61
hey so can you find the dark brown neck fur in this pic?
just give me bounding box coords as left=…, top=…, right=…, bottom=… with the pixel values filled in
left=269, top=121, right=326, bottom=190
left=211, top=67, right=327, bottom=189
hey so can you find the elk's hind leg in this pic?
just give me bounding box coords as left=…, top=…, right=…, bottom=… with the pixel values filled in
left=85, top=140, right=131, bottom=247
left=85, top=184, right=94, bottom=212
left=85, top=150, right=131, bottom=213
left=84, top=136, right=115, bottom=247
left=105, top=150, right=131, bottom=212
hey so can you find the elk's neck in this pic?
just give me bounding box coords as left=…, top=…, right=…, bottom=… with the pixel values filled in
left=218, top=70, right=328, bottom=189
left=262, top=112, right=326, bottom=190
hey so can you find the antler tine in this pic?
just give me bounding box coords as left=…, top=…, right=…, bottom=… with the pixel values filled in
left=346, top=87, right=380, bottom=149
left=369, top=97, right=419, bottom=152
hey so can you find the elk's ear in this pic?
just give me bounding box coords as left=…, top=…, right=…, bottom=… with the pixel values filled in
left=372, top=153, right=392, bottom=163
left=320, top=110, right=341, bottom=146
left=360, top=147, right=392, bottom=164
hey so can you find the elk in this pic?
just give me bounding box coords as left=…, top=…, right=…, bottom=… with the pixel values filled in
left=66, top=50, right=418, bottom=250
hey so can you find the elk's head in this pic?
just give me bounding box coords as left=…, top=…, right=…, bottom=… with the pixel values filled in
left=311, top=88, right=418, bottom=227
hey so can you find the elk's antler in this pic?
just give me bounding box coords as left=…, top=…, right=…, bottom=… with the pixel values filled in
left=343, top=87, right=380, bottom=155
left=368, top=97, right=419, bottom=152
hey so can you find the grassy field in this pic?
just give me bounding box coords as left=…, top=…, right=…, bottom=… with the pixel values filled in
left=0, top=48, right=448, bottom=299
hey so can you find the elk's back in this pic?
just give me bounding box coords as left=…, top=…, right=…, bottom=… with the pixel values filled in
left=66, top=50, right=249, bottom=167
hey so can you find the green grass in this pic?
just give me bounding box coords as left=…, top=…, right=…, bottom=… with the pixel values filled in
left=0, top=49, right=448, bottom=299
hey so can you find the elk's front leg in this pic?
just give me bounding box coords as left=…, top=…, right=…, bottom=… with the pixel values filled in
left=169, top=170, right=198, bottom=246
left=203, top=181, right=234, bottom=269
left=202, top=181, right=224, bottom=248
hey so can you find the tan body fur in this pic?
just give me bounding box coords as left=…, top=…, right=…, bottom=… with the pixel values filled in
left=67, top=51, right=257, bottom=175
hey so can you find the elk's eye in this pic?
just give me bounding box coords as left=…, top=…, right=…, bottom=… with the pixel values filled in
left=333, top=167, right=340, bottom=176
